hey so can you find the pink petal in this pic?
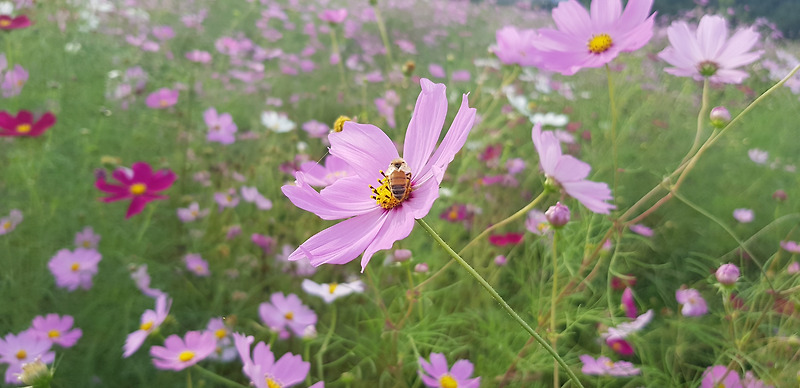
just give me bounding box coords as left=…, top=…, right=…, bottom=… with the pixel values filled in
left=329, top=122, right=398, bottom=181
left=552, top=154, right=592, bottom=183
left=449, top=359, right=475, bottom=380
left=419, top=93, right=476, bottom=184
left=289, top=209, right=387, bottom=267
left=551, top=0, right=592, bottom=37
left=696, top=15, right=727, bottom=58
left=590, top=0, right=622, bottom=29
left=403, top=78, right=448, bottom=173
left=282, top=173, right=373, bottom=220
left=561, top=180, right=615, bottom=214
left=359, top=207, right=415, bottom=272
left=126, top=196, right=153, bottom=218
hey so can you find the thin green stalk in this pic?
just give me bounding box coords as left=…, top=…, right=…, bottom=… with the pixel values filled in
left=191, top=365, right=248, bottom=388
left=604, top=64, right=619, bottom=204
left=416, top=219, right=583, bottom=388
left=329, top=28, right=347, bottom=91
left=187, top=368, right=192, bottom=388
left=460, top=190, right=548, bottom=254
left=371, top=3, right=394, bottom=65
left=135, top=203, right=158, bottom=243
left=316, top=304, right=337, bottom=381
left=550, top=230, right=559, bottom=388
left=681, top=79, right=710, bottom=165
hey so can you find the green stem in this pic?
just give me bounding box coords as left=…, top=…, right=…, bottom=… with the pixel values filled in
left=329, top=28, right=347, bottom=91
left=604, top=64, right=619, bottom=205
left=316, top=304, right=337, bottom=381
left=550, top=230, right=559, bottom=388
left=371, top=3, right=393, bottom=65
left=416, top=219, right=583, bottom=388
left=187, top=367, right=193, bottom=388
left=191, top=365, right=248, bottom=388
left=681, top=79, right=710, bottom=166
left=135, top=203, right=158, bottom=243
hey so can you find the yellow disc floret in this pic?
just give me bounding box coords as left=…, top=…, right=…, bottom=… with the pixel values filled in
left=328, top=283, right=338, bottom=294
left=130, top=183, right=147, bottom=195
left=266, top=377, right=282, bottom=388
left=70, top=263, right=80, bottom=272
left=0, top=20, right=10, bottom=28
left=439, top=375, right=458, bottom=388
left=16, top=124, right=32, bottom=134
left=333, top=116, right=352, bottom=132
left=48, top=330, right=60, bottom=339
left=140, top=321, right=154, bottom=331
left=16, top=349, right=27, bottom=360
left=178, top=350, right=195, bottom=362
left=215, top=328, right=227, bottom=339
left=587, top=33, right=613, bottom=54
left=369, top=176, right=404, bottom=210
left=284, top=311, right=294, bottom=321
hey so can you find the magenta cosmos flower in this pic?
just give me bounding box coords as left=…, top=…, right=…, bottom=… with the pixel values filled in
left=150, top=331, right=216, bottom=371
left=0, top=110, right=56, bottom=137
left=281, top=79, right=476, bottom=271
left=47, top=248, right=101, bottom=291
left=418, top=353, right=480, bottom=388
left=658, top=15, right=762, bottom=84
left=258, top=292, right=316, bottom=338
left=29, top=314, right=82, bottom=348
left=0, top=331, right=54, bottom=384
left=95, top=162, right=176, bottom=219
left=537, top=0, right=655, bottom=75
left=145, top=88, right=179, bottom=109
left=124, top=294, right=172, bottom=357
left=532, top=123, right=615, bottom=214
left=0, top=15, right=31, bottom=30
left=233, top=333, right=310, bottom=388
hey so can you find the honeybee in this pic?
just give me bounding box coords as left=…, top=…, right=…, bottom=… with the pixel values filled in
left=384, top=158, right=412, bottom=201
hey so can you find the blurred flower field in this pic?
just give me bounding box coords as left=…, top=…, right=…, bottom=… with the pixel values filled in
left=1, top=0, right=800, bottom=387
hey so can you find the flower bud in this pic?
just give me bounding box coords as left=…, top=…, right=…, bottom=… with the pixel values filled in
left=414, top=263, right=428, bottom=273
left=494, top=255, right=507, bottom=266
left=393, top=249, right=412, bottom=262
left=709, top=106, right=730, bottom=129
left=715, top=263, right=740, bottom=286
left=773, top=189, right=787, bottom=202
left=402, top=60, right=416, bottom=77
left=17, top=358, right=52, bottom=387
left=545, top=202, right=570, bottom=228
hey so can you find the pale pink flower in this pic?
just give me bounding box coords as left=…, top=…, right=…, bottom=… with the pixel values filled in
left=184, top=254, right=210, bottom=277
left=733, top=208, right=754, bottom=223
left=629, top=223, right=653, bottom=237
left=74, top=226, right=100, bottom=249
left=204, top=107, right=237, bottom=145
left=177, top=202, right=209, bottom=222
left=781, top=240, right=800, bottom=254
left=281, top=79, right=476, bottom=271
left=47, top=248, right=101, bottom=291
left=301, top=279, right=364, bottom=304
left=418, top=353, right=480, bottom=388
left=0, top=331, right=55, bottom=384
left=258, top=292, right=316, bottom=338
left=580, top=355, right=640, bottom=376
left=150, top=331, right=216, bottom=371
left=233, top=333, right=310, bottom=388
left=123, top=294, right=172, bottom=358
left=676, top=288, right=708, bottom=317
left=206, top=317, right=236, bottom=362
left=748, top=149, right=768, bottom=165
left=700, top=365, right=742, bottom=388
left=318, top=9, right=347, bottom=24
left=0, top=209, right=23, bottom=235
left=185, top=50, right=212, bottom=63
left=29, top=314, right=82, bottom=348
left=130, top=264, right=165, bottom=298
left=145, top=88, right=179, bottom=109
left=1, top=64, right=27, bottom=97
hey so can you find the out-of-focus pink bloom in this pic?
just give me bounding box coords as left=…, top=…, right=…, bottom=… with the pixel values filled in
left=0, top=110, right=56, bottom=137
left=545, top=202, right=570, bottom=228
left=251, top=234, right=274, bottom=255
left=48, top=248, right=101, bottom=291
left=532, top=123, right=615, bottom=214
left=150, top=331, right=216, bottom=371
left=396, top=39, right=417, bottom=54
left=281, top=79, right=476, bottom=272
left=152, top=25, right=175, bottom=41
left=506, top=158, right=526, bottom=175
left=185, top=254, right=210, bottom=277
left=676, top=288, right=708, bottom=317
left=611, top=274, right=636, bottom=290
left=781, top=240, right=800, bottom=254
left=415, top=263, right=429, bottom=272
left=302, top=279, right=364, bottom=304
left=258, top=292, right=317, bottom=338
left=298, top=156, right=355, bottom=187
left=392, top=248, right=413, bottom=262
left=186, top=50, right=212, bottom=63
left=742, top=371, right=773, bottom=388
left=375, top=97, right=397, bottom=129
left=204, top=107, right=237, bottom=145
left=0, top=14, right=31, bottom=30
left=715, top=263, right=740, bottom=285
left=606, top=337, right=634, bottom=356
left=494, top=255, right=507, bottom=266
left=579, top=355, right=640, bottom=376
left=95, top=162, right=176, bottom=219
left=0, top=331, right=54, bottom=384
left=206, top=318, right=236, bottom=362
left=418, top=353, right=481, bottom=388
left=241, top=187, right=272, bottom=210
left=440, top=204, right=468, bottom=223
left=233, top=333, right=310, bottom=388
left=602, top=310, right=653, bottom=341
left=145, top=88, right=179, bottom=109
left=700, top=365, right=741, bottom=388
left=747, top=149, right=768, bottom=165
left=0, top=209, right=22, bottom=235
left=318, top=9, right=347, bottom=24
left=493, top=26, right=543, bottom=67
left=2, top=64, right=27, bottom=97
left=488, top=232, right=524, bottom=246
left=526, top=209, right=550, bottom=236
left=629, top=224, right=653, bottom=237
left=658, top=15, right=762, bottom=84
left=428, top=63, right=446, bottom=78
left=74, top=226, right=100, bottom=249
left=214, top=190, right=240, bottom=210
left=130, top=264, right=165, bottom=298
left=788, top=261, right=800, bottom=274
left=733, top=208, right=754, bottom=223
left=451, top=70, right=470, bottom=82
left=226, top=225, right=242, bottom=240
left=124, top=294, right=172, bottom=358
left=621, top=287, right=637, bottom=319
left=301, top=120, right=330, bottom=138
left=537, top=0, right=655, bottom=75
left=29, top=314, right=82, bottom=348
left=177, top=202, right=209, bottom=222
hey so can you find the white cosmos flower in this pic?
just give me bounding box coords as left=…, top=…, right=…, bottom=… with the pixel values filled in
left=530, top=112, right=568, bottom=127
left=301, top=279, right=364, bottom=304
left=261, top=111, right=296, bottom=133
left=0, top=1, right=14, bottom=15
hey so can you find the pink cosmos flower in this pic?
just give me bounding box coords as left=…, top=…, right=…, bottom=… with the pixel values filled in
left=658, top=15, right=762, bottom=84
left=2, top=64, right=27, bottom=97
left=532, top=123, right=615, bottom=214
left=428, top=64, right=446, bottom=78
left=0, top=209, right=22, bottom=235
left=206, top=318, right=236, bottom=362
left=214, top=190, right=240, bottom=210
left=318, top=9, right=347, bottom=24
left=150, top=331, right=216, bottom=371
left=130, top=264, right=165, bottom=298
left=298, top=155, right=356, bottom=187
left=0, top=14, right=30, bottom=30
left=204, top=107, right=237, bottom=145
left=177, top=202, right=209, bottom=222
left=579, top=355, right=640, bottom=376
left=0, top=331, right=54, bottom=384
left=241, top=187, right=272, bottom=210
left=493, top=26, right=543, bottom=67
left=733, top=208, right=754, bottom=223
left=47, top=248, right=101, bottom=291
left=700, top=365, right=741, bottom=388
left=29, top=314, right=82, bottom=348
left=74, top=226, right=100, bottom=249
left=781, top=240, right=800, bottom=254
left=281, top=79, right=476, bottom=272
left=748, top=149, right=768, bottom=165
left=124, top=294, right=172, bottom=358
left=233, top=333, right=310, bottom=388
left=606, top=337, right=634, bottom=356
left=525, top=209, right=550, bottom=236
left=184, top=254, right=210, bottom=277
left=251, top=233, right=274, bottom=255
left=301, top=120, right=329, bottom=138
left=185, top=50, right=212, bottom=64
left=602, top=309, right=654, bottom=340
left=537, top=0, right=655, bottom=75
left=676, top=288, right=708, bottom=317
left=145, top=88, right=179, bottom=109
left=418, top=353, right=480, bottom=388
left=95, top=162, right=177, bottom=219
left=621, top=287, right=637, bottom=319
left=0, top=110, right=56, bottom=137
left=152, top=26, right=175, bottom=41
left=258, top=292, right=317, bottom=338
left=629, top=223, right=653, bottom=237
left=788, top=261, right=800, bottom=274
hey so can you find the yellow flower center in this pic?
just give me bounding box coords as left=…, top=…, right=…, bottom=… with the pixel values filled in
left=587, top=33, right=613, bottom=54
left=194, top=265, right=205, bottom=273
left=16, top=124, right=32, bottom=133
left=2, top=221, right=11, bottom=231
left=717, top=384, right=726, bottom=388
left=178, top=350, right=195, bottom=362
left=214, top=328, right=227, bottom=339
left=284, top=311, right=294, bottom=321
left=369, top=176, right=408, bottom=210
left=0, top=20, right=10, bottom=28
left=333, top=116, right=352, bottom=132
left=448, top=209, right=459, bottom=220
left=140, top=321, right=153, bottom=331
left=439, top=375, right=458, bottom=388
left=328, top=283, right=338, bottom=294
left=130, top=183, right=147, bottom=195
left=604, top=360, right=614, bottom=367
left=48, top=330, right=61, bottom=339
left=70, top=263, right=80, bottom=272
left=266, top=377, right=282, bottom=388
left=611, top=341, right=622, bottom=352
left=16, top=349, right=27, bottom=360
left=159, top=99, right=169, bottom=107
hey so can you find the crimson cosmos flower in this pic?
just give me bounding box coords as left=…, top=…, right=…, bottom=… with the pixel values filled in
left=0, top=15, right=31, bottom=30
left=0, top=110, right=56, bottom=137
left=95, top=162, right=176, bottom=219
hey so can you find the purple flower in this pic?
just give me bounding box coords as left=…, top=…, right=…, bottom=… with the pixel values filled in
left=0, top=209, right=22, bottom=235
left=301, top=120, right=330, bottom=138
left=545, top=202, right=570, bottom=228
left=214, top=190, right=240, bottom=210
left=177, top=202, right=209, bottom=222
left=206, top=318, right=236, bottom=362
left=258, top=292, right=317, bottom=338
left=781, top=240, right=800, bottom=254
left=281, top=79, right=476, bottom=272
left=715, top=263, right=740, bottom=285
left=47, top=248, right=101, bottom=291
left=204, top=107, right=237, bottom=145
left=318, top=9, right=347, bottom=24
left=241, top=187, right=272, bottom=210
left=658, top=15, right=762, bottom=84
left=733, top=208, right=754, bottom=223
left=297, top=155, right=356, bottom=187
left=124, top=294, right=172, bottom=357
left=1, top=64, right=27, bottom=97
left=150, top=331, right=216, bottom=371
left=233, top=333, right=310, bottom=388
left=0, top=331, right=55, bottom=384
left=152, top=25, right=175, bottom=41
left=493, top=26, right=543, bottom=67
left=29, top=314, right=82, bottom=348
left=145, top=88, right=179, bottom=109
left=700, top=365, right=742, bottom=388
left=428, top=64, right=446, bottom=78
left=676, top=288, right=708, bottom=317
left=251, top=233, right=275, bottom=255
left=579, top=355, right=640, bottom=376
left=532, top=123, right=615, bottom=214
left=621, top=287, right=637, bottom=319
left=185, top=254, right=210, bottom=277
left=74, top=226, right=100, bottom=249
left=418, top=353, right=480, bottom=388
left=537, top=0, right=655, bottom=75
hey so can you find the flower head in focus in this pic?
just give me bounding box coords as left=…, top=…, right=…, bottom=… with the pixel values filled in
left=95, top=162, right=176, bottom=219
left=418, top=353, right=481, bottom=388
left=281, top=79, right=476, bottom=272
left=233, top=333, right=310, bottom=388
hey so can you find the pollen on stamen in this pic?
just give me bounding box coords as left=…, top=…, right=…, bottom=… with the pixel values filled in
left=587, top=33, right=613, bottom=54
